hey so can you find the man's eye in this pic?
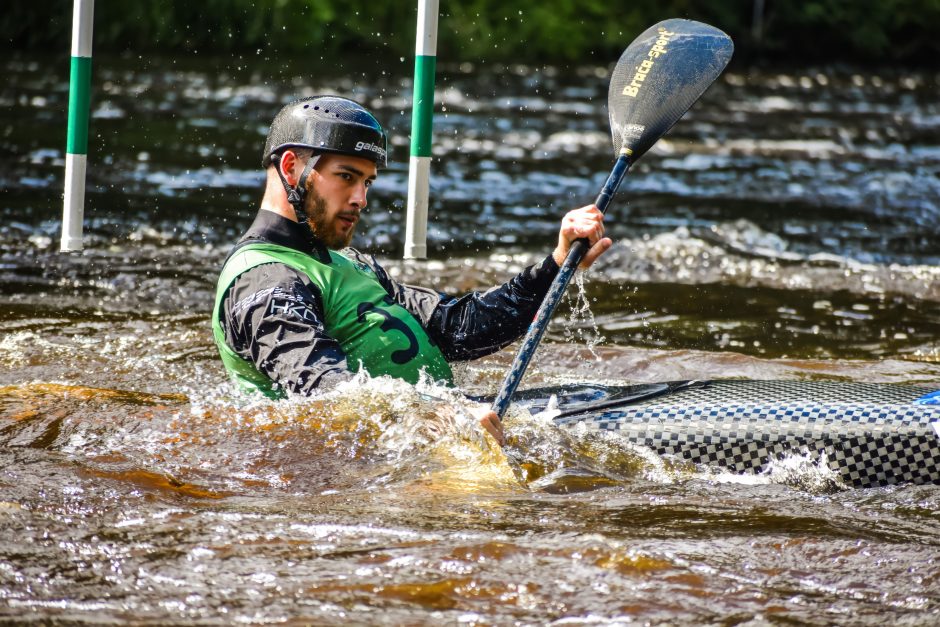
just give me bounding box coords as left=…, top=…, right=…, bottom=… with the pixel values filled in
left=364, top=180, right=373, bottom=188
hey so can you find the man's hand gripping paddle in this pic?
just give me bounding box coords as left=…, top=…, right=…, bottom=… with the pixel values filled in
left=491, top=19, right=733, bottom=420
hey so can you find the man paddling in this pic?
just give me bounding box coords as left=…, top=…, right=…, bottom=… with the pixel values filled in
left=212, top=96, right=611, bottom=444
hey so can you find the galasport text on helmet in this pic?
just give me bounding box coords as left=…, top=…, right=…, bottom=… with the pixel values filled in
left=262, top=96, right=388, bottom=168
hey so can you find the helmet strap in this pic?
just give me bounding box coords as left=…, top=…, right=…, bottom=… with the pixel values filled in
left=273, top=152, right=320, bottom=226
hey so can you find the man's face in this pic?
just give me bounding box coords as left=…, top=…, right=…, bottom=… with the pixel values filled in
left=302, top=154, right=377, bottom=249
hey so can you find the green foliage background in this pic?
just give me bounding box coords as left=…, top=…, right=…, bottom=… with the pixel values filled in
left=6, top=0, right=940, bottom=64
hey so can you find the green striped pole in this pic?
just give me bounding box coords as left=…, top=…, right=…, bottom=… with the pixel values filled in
left=404, top=0, right=439, bottom=259
left=61, top=0, right=95, bottom=252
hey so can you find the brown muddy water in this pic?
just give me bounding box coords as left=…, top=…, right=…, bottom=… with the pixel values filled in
left=1, top=51, right=940, bottom=624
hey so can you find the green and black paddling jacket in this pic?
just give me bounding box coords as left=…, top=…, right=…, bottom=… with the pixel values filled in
left=213, top=211, right=560, bottom=398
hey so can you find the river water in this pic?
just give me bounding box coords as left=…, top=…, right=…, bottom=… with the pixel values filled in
left=2, top=52, right=939, bottom=624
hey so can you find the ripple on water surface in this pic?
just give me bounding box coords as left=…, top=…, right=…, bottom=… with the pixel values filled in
left=1, top=374, right=939, bottom=623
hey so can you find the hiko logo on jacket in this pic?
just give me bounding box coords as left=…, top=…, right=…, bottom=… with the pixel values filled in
left=235, top=286, right=319, bottom=324
left=269, top=295, right=318, bottom=323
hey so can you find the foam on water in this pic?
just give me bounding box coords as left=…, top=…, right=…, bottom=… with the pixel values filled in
left=596, top=221, right=940, bottom=302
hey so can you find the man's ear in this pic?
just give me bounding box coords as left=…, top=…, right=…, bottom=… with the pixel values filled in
left=278, top=150, right=298, bottom=186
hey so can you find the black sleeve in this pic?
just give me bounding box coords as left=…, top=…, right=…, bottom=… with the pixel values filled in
left=345, top=250, right=560, bottom=361
left=220, top=263, right=354, bottom=395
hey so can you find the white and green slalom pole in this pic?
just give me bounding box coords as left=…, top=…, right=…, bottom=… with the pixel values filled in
left=61, top=0, right=95, bottom=252
left=404, top=0, right=439, bottom=259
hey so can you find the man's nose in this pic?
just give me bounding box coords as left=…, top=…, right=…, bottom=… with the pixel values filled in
left=350, top=182, right=368, bottom=209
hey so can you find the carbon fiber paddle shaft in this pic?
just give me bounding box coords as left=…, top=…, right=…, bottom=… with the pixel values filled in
left=492, top=155, right=630, bottom=418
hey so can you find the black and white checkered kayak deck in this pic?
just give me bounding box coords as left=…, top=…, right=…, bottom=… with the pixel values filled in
left=516, top=380, right=940, bottom=488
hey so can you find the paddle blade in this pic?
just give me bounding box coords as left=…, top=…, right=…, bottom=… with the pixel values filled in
left=608, top=19, right=733, bottom=161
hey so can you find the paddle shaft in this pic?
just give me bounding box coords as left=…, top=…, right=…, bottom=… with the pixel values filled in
left=492, top=153, right=631, bottom=418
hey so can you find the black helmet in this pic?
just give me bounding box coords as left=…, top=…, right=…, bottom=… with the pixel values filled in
left=262, top=96, right=388, bottom=168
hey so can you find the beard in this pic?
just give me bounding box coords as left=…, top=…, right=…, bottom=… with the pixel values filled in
left=305, top=189, right=357, bottom=250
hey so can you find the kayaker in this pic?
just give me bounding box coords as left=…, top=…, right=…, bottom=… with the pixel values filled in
left=212, top=96, right=611, bottom=444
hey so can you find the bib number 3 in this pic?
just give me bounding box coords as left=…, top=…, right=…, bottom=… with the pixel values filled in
left=356, top=302, right=419, bottom=365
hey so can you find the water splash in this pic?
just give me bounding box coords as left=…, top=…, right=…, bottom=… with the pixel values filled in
left=176, top=372, right=523, bottom=495
left=655, top=447, right=849, bottom=495
left=501, top=399, right=690, bottom=492
left=761, top=449, right=848, bottom=494
left=560, top=271, right=606, bottom=359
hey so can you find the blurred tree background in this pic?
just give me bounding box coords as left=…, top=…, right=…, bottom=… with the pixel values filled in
left=5, top=0, right=940, bottom=65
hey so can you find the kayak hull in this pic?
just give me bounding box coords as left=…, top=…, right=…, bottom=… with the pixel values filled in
left=514, top=380, right=940, bottom=488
